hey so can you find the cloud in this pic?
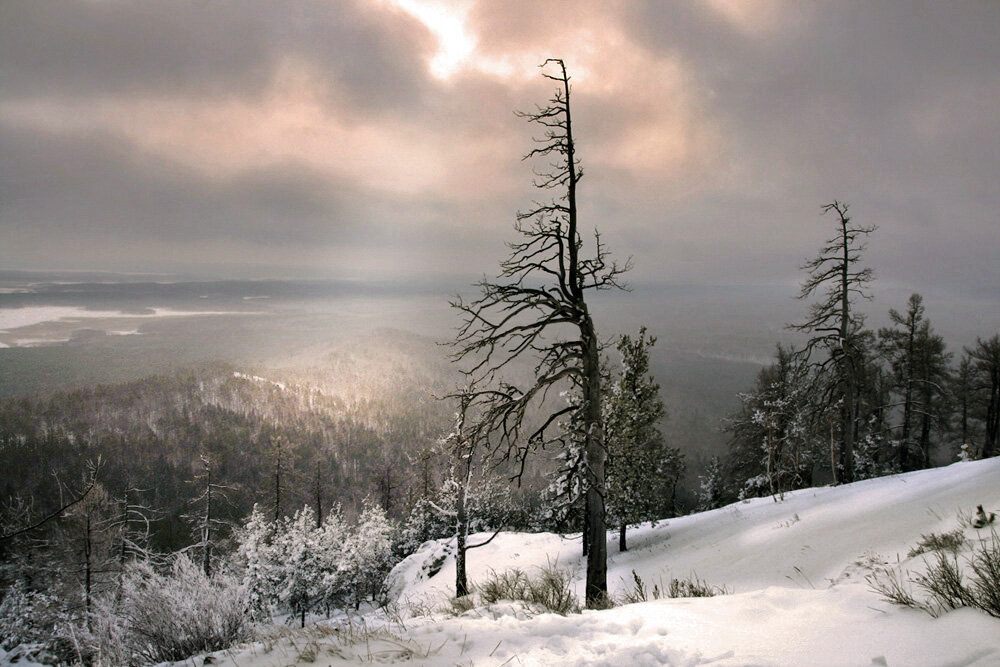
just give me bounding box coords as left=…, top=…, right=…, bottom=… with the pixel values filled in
left=0, top=0, right=997, bottom=301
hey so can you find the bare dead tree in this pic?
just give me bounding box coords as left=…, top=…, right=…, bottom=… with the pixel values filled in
left=789, top=201, right=875, bottom=483
left=450, top=59, right=629, bottom=606
left=183, top=454, right=232, bottom=576
left=0, top=468, right=99, bottom=543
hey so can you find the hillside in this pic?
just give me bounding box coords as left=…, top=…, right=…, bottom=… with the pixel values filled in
left=172, top=459, right=1000, bottom=666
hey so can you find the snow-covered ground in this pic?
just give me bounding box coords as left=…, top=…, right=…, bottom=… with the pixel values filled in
left=189, top=459, right=1000, bottom=666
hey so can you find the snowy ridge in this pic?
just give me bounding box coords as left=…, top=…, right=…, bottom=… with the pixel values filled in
left=190, top=460, right=1000, bottom=666
left=396, top=459, right=1000, bottom=602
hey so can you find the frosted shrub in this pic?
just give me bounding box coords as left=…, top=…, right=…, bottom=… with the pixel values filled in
left=869, top=528, right=1000, bottom=618
left=478, top=561, right=580, bottom=615
left=0, top=581, right=48, bottom=650
left=0, top=581, right=70, bottom=659
left=91, top=553, right=251, bottom=665
left=478, top=568, right=529, bottom=605
left=618, top=570, right=728, bottom=604
left=907, top=530, right=967, bottom=558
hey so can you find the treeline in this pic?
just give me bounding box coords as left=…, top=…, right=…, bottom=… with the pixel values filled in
left=0, top=362, right=453, bottom=554
left=701, top=204, right=1000, bottom=507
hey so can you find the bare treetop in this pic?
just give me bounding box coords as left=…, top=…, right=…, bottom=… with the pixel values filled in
left=449, top=59, right=628, bottom=605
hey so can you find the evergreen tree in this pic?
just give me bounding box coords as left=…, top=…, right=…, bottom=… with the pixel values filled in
left=696, top=457, right=726, bottom=511
left=275, top=506, right=322, bottom=627
left=949, top=354, right=981, bottom=457
left=315, top=507, right=348, bottom=614
left=879, top=294, right=952, bottom=469
left=236, top=504, right=277, bottom=619
left=604, top=328, right=683, bottom=551
left=340, top=500, right=396, bottom=609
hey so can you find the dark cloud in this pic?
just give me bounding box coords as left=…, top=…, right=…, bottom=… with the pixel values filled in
left=0, top=122, right=502, bottom=278
left=0, top=0, right=997, bottom=304
left=0, top=0, right=433, bottom=111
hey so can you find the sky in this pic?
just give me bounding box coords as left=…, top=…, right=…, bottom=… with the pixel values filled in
left=1, top=0, right=998, bottom=301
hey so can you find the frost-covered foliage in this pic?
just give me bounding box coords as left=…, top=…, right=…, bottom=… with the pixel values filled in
left=87, top=553, right=251, bottom=666
left=726, top=346, right=819, bottom=500
left=237, top=503, right=277, bottom=618
left=542, top=389, right=588, bottom=530
left=398, top=497, right=453, bottom=557
left=397, top=475, right=517, bottom=557
left=0, top=581, right=65, bottom=653
left=315, top=508, right=349, bottom=611
left=696, top=456, right=726, bottom=511
left=236, top=500, right=393, bottom=620
left=274, top=506, right=325, bottom=625
left=341, top=500, right=397, bottom=609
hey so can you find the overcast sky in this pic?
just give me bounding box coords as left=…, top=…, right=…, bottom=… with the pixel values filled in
left=1, top=1, right=997, bottom=301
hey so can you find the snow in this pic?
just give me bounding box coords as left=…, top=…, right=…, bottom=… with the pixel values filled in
left=178, top=459, right=1000, bottom=666
left=233, top=371, right=288, bottom=391
left=0, top=306, right=255, bottom=331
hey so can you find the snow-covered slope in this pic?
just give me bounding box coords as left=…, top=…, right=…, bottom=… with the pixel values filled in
left=207, top=460, right=1000, bottom=666
left=395, top=458, right=1000, bottom=602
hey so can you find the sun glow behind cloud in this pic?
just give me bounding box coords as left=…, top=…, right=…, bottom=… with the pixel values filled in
left=386, top=0, right=477, bottom=79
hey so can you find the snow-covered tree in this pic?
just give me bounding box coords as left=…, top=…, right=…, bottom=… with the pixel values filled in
left=397, top=496, right=453, bottom=558
left=340, top=500, right=396, bottom=609
left=315, top=506, right=348, bottom=613
left=274, top=505, right=323, bottom=627
left=236, top=503, right=278, bottom=618
left=696, top=457, right=725, bottom=511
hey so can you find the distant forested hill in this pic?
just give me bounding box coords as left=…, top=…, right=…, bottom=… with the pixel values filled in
left=0, top=333, right=460, bottom=554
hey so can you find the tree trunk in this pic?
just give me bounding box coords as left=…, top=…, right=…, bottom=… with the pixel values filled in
left=829, top=411, right=838, bottom=484
left=619, top=523, right=627, bottom=552
left=582, top=321, right=607, bottom=606
left=313, top=467, right=323, bottom=528
left=899, top=327, right=914, bottom=470
left=838, top=212, right=856, bottom=483
left=274, top=438, right=282, bottom=522
left=455, top=480, right=469, bottom=598
left=203, top=464, right=212, bottom=577
left=84, top=513, right=92, bottom=629
left=985, top=365, right=999, bottom=458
